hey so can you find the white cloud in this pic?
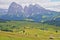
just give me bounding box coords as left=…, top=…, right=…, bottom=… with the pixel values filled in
left=0, top=0, right=60, bottom=12
left=0, top=0, right=49, bottom=8
left=43, top=2, right=60, bottom=12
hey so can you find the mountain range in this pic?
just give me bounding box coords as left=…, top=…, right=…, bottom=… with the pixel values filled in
left=0, top=2, right=60, bottom=26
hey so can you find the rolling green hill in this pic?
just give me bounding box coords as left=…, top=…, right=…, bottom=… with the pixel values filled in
left=0, top=29, right=60, bottom=40
left=0, top=21, right=60, bottom=40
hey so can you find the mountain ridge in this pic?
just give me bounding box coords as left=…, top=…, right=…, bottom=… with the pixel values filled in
left=0, top=2, right=60, bottom=23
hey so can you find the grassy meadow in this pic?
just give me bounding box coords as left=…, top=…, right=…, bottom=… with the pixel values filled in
left=0, top=21, right=60, bottom=40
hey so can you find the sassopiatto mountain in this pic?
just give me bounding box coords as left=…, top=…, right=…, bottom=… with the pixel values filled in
left=0, top=2, right=60, bottom=22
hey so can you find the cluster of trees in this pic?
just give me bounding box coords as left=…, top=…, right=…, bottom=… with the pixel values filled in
left=0, top=25, right=16, bottom=32
left=0, top=24, right=26, bottom=33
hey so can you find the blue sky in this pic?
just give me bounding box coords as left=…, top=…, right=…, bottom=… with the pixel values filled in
left=0, top=0, right=60, bottom=11
left=51, top=0, right=60, bottom=2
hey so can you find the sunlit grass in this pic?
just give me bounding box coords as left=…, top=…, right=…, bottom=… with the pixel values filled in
left=0, top=21, right=60, bottom=40
left=0, top=28, right=60, bottom=40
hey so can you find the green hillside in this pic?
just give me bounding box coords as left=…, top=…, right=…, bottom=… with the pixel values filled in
left=0, top=21, right=60, bottom=40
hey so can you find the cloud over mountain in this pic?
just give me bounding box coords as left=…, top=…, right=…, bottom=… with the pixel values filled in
left=0, top=0, right=60, bottom=11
